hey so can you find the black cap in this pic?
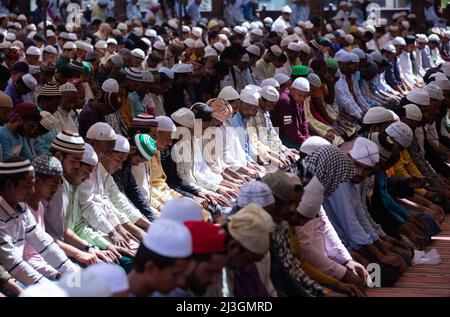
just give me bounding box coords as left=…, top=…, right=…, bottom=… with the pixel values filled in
left=190, top=103, right=213, bottom=121
left=23, top=39, right=37, bottom=48
left=10, top=61, right=29, bottom=73
left=33, top=33, right=46, bottom=42
left=405, top=34, right=416, bottom=45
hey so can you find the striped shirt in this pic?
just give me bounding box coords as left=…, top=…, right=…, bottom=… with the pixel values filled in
left=0, top=196, right=75, bottom=286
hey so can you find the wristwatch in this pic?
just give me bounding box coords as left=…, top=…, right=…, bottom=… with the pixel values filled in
left=84, top=244, right=95, bottom=252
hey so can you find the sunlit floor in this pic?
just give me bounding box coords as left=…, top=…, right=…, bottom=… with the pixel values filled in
left=366, top=217, right=450, bottom=297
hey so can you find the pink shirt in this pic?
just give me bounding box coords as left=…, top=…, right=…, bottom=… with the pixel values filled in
left=295, top=207, right=352, bottom=280
left=23, top=202, right=59, bottom=278
left=23, top=202, right=46, bottom=261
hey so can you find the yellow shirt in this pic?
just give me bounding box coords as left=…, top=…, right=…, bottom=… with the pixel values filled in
left=304, top=100, right=344, bottom=146
left=149, top=151, right=181, bottom=209
left=119, top=93, right=133, bottom=128
left=392, top=149, right=427, bottom=196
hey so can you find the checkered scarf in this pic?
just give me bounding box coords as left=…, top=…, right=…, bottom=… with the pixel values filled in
left=297, top=145, right=356, bottom=197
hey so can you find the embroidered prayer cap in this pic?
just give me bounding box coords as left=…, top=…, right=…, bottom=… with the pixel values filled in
left=159, top=67, right=174, bottom=80
left=171, top=63, right=193, bottom=74
left=403, top=104, right=422, bottom=122
left=156, top=116, right=176, bottom=132
left=131, top=48, right=145, bottom=59
left=291, top=77, right=310, bottom=92
left=171, top=107, right=195, bottom=128
left=63, top=41, right=77, bottom=50
left=133, top=133, right=157, bottom=160
left=38, top=83, right=61, bottom=96
left=218, top=86, right=240, bottom=101
left=406, top=89, right=430, bottom=106
left=237, top=180, right=276, bottom=208
left=141, top=70, right=154, bottom=83
left=368, top=132, right=392, bottom=161
left=246, top=45, right=260, bottom=57
left=142, top=219, right=192, bottom=258
left=385, top=121, right=413, bottom=148
left=274, top=73, right=290, bottom=86
left=51, top=130, right=85, bottom=154
left=281, top=5, right=292, bottom=13
left=86, top=122, right=116, bottom=141
left=345, top=34, right=355, bottom=44
left=391, top=36, right=406, bottom=46
left=204, top=47, right=218, bottom=58
left=352, top=48, right=366, bottom=60
left=0, top=157, right=34, bottom=175
left=59, top=82, right=77, bottom=93
left=307, top=73, right=322, bottom=88
left=299, top=42, right=311, bottom=54
left=81, top=143, right=98, bottom=166
left=185, top=40, right=198, bottom=52
left=349, top=137, right=380, bottom=167
left=32, top=153, right=63, bottom=176
left=227, top=203, right=270, bottom=255
left=425, top=83, right=444, bottom=101
left=260, top=86, right=280, bottom=103
left=39, top=111, right=55, bottom=131
left=416, top=34, right=429, bottom=44
left=114, top=135, right=130, bottom=153
left=83, top=263, right=129, bottom=294
left=261, top=78, right=280, bottom=89
left=212, top=42, right=225, bottom=53
left=25, top=45, right=41, bottom=56
left=102, top=78, right=120, bottom=94
left=191, top=26, right=202, bottom=38
left=106, top=38, right=117, bottom=46
left=160, top=197, right=204, bottom=222
left=428, top=34, right=440, bottom=43
left=239, top=88, right=260, bottom=106
left=363, top=106, right=395, bottom=124
left=131, top=114, right=159, bottom=129
left=108, top=54, right=124, bottom=67
left=22, top=74, right=38, bottom=91
left=383, top=43, right=396, bottom=54
left=269, top=45, right=282, bottom=57
left=153, top=40, right=166, bottom=52
left=300, top=136, right=331, bottom=155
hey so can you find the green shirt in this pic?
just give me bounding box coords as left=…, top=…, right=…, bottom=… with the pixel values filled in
left=64, top=180, right=110, bottom=250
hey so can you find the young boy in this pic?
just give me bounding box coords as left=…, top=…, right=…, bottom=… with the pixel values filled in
left=24, top=153, right=66, bottom=280
left=0, top=156, right=77, bottom=286
left=112, top=133, right=157, bottom=222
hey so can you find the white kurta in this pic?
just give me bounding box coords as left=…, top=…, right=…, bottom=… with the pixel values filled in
left=78, top=164, right=122, bottom=234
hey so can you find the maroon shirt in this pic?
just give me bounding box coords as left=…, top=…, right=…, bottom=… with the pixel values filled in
left=270, top=90, right=310, bottom=144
